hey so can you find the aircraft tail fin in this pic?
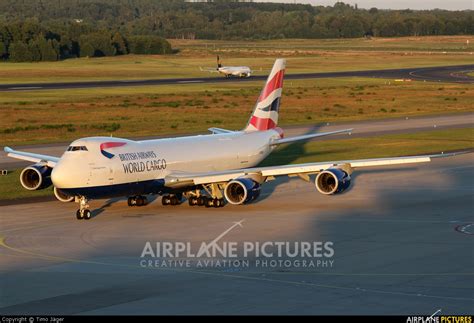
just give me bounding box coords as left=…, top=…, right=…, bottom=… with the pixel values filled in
left=244, top=58, right=285, bottom=132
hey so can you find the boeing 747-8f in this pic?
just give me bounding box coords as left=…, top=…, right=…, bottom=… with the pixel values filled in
left=5, top=59, right=443, bottom=220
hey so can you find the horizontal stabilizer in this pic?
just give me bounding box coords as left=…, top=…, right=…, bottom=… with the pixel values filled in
left=271, top=128, right=352, bottom=145
left=208, top=127, right=235, bottom=134
left=200, top=67, right=219, bottom=73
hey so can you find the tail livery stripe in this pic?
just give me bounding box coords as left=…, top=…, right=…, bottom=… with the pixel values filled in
left=258, top=70, right=284, bottom=103
left=249, top=116, right=276, bottom=130
left=258, top=97, right=281, bottom=112
left=100, top=142, right=127, bottom=159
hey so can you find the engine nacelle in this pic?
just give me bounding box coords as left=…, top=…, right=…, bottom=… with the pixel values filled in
left=315, top=168, right=351, bottom=195
left=20, top=164, right=52, bottom=190
left=224, top=178, right=261, bottom=205
left=54, top=186, right=74, bottom=203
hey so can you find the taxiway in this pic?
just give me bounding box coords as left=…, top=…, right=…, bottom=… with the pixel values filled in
left=0, top=153, right=473, bottom=314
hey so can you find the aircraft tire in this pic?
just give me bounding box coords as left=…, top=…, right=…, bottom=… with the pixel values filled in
left=83, top=210, right=92, bottom=220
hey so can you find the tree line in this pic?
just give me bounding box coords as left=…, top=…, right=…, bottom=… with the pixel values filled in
left=0, top=0, right=472, bottom=61
left=0, top=19, right=172, bottom=62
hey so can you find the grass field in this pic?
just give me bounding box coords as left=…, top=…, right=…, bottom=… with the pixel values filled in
left=1, top=127, right=472, bottom=201
left=0, top=36, right=473, bottom=84
left=171, top=36, right=474, bottom=53
left=0, top=169, right=54, bottom=200
left=0, top=77, right=472, bottom=146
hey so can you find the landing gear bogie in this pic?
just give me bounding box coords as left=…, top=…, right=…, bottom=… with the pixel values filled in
left=197, top=196, right=206, bottom=206
left=204, top=197, right=225, bottom=208
left=128, top=196, right=148, bottom=207
left=162, top=194, right=181, bottom=206
left=188, top=196, right=199, bottom=206
left=170, top=186, right=227, bottom=208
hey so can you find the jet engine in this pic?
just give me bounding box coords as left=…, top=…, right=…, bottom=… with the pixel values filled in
left=20, top=164, right=52, bottom=190
left=54, top=186, right=74, bottom=202
left=224, top=178, right=261, bottom=205
left=315, top=168, right=351, bottom=195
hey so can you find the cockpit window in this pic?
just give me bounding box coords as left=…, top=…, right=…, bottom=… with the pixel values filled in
left=67, top=146, right=88, bottom=151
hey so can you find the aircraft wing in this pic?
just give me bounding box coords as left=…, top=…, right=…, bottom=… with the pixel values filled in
left=272, top=129, right=352, bottom=145
left=164, top=153, right=451, bottom=188
left=4, top=147, right=59, bottom=167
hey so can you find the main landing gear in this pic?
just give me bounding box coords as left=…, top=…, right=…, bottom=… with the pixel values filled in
left=127, top=195, right=148, bottom=207
left=161, top=194, right=182, bottom=206
left=188, top=196, right=225, bottom=208
left=161, top=192, right=225, bottom=208
left=76, top=196, right=92, bottom=220
left=186, top=184, right=226, bottom=208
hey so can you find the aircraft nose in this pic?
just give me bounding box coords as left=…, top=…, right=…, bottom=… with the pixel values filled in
left=51, top=162, right=69, bottom=188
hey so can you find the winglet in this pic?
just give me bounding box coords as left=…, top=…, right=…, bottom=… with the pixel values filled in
left=430, top=149, right=472, bottom=159
left=208, top=127, right=234, bottom=134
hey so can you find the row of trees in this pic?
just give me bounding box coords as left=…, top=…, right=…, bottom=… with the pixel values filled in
left=0, top=21, right=173, bottom=61
left=77, top=32, right=171, bottom=57
left=125, top=3, right=473, bottom=39
left=6, top=37, right=61, bottom=62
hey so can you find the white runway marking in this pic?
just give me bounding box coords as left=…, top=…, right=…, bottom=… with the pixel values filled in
left=8, top=86, right=43, bottom=90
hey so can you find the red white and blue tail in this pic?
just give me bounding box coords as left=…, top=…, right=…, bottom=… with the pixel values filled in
left=244, top=59, right=285, bottom=132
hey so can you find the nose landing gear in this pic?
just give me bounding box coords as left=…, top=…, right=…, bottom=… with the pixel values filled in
left=76, top=196, right=92, bottom=220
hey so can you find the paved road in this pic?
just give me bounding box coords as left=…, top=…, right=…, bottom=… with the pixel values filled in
left=0, top=153, right=472, bottom=314
left=2, top=112, right=472, bottom=169
left=0, top=65, right=472, bottom=92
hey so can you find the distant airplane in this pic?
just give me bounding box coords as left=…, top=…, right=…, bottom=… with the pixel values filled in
left=200, top=55, right=252, bottom=78
left=5, top=59, right=444, bottom=220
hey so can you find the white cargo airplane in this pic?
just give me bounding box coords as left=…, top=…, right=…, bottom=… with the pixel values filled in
left=200, top=55, right=252, bottom=78
left=5, top=59, right=441, bottom=220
